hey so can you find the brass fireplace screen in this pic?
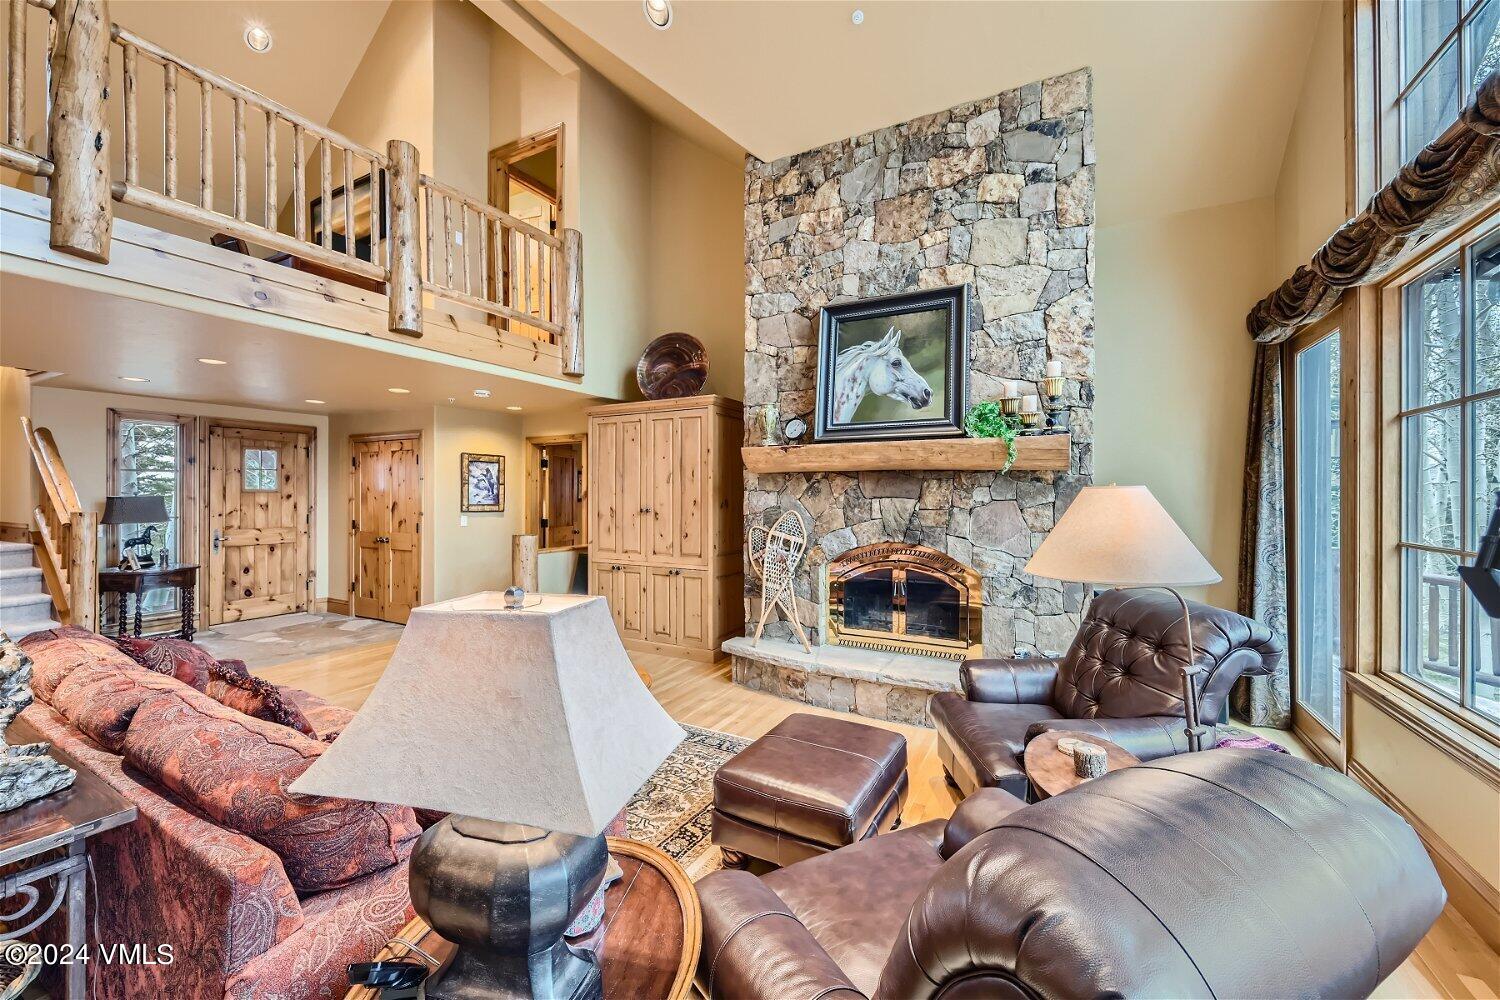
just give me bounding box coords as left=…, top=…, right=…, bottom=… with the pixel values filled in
left=825, top=543, right=982, bottom=659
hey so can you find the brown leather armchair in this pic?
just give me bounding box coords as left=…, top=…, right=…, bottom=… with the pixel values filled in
left=696, top=750, right=1444, bottom=1000
left=929, top=588, right=1283, bottom=797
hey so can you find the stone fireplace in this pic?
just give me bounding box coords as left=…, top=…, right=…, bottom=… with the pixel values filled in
left=826, top=542, right=981, bottom=660
left=730, top=67, right=1096, bottom=724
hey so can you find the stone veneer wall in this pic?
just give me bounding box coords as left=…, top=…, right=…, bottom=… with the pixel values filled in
left=743, top=68, right=1096, bottom=656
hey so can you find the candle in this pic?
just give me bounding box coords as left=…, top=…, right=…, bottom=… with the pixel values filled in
left=1001, top=378, right=1017, bottom=397
left=1020, top=394, right=1039, bottom=413
left=1045, top=360, right=1063, bottom=378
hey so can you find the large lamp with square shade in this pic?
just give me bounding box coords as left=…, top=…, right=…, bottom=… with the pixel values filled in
left=102, top=494, right=169, bottom=568
left=1025, top=484, right=1222, bottom=751
left=290, top=593, right=684, bottom=1000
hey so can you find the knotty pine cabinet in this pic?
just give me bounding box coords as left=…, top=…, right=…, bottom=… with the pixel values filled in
left=587, top=396, right=743, bottom=661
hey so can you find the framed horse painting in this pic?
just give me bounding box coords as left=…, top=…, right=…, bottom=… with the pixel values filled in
left=813, top=284, right=970, bottom=443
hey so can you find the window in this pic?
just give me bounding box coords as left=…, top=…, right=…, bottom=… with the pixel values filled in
left=110, top=412, right=192, bottom=615
left=1287, top=325, right=1344, bottom=745
left=1390, top=0, right=1499, bottom=172
left=243, top=447, right=280, bottom=492
left=1396, top=230, right=1500, bottom=723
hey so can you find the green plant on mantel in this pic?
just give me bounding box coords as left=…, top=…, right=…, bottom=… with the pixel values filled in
left=964, top=402, right=1023, bottom=471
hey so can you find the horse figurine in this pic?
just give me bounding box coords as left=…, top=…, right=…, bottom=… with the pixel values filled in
left=831, top=326, right=933, bottom=422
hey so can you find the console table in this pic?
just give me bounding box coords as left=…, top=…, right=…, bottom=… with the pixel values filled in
left=344, top=838, right=700, bottom=1000
left=97, top=564, right=199, bottom=641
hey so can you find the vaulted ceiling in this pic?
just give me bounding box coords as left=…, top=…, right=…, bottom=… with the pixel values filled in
left=527, top=0, right=1328, bottom=226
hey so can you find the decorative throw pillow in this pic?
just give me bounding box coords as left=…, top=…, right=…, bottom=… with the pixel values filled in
left=50, top=661, right=188, bottom=752
left=113, top=636, right=216, bottom=690
left=19, top=626, right=138, bottom=704
left=122, top=693, right=421, bottom=895
left=200, top=659, right=316, bottom=737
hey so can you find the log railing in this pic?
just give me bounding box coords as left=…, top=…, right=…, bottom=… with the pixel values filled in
left=0, top=0, right=53, bottom=178
left=6, top=0, right=583, bottom=372
left=20, top=417, right=97, bottom=631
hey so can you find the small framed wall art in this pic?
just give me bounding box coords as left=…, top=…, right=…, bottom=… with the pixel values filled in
left=461, top=453, right=505, bottom=512
left=814, top=284, right=970, bottom=443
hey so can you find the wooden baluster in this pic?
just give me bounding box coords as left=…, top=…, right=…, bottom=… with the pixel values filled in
left=342, top=146, right=355, bottom=258
left=319, top=136, right=331, bottom=250
left=163, top=62, right=177, bottom=198
left=232, top=95, right=246, bottom=220
left=369, top=157, right=381, bottom=268
left=292, top=123, right=305, bottom=241
left=423, top=182, right=434, bottom=283
left=48, top=0, right=112, bottom=263
left=523, top=233, right=532, bottom=317
left=385, top=138, right=422, bottom=336
left=560, top=228, right=583, bottom=376
left=121, top=42, right=138, bottom=185
left=68, top=510, right=98, bottom=632
left=549, top=238, right=561, bottom=331
left=199, top=77, right=213, bottom=211
left=263, top=110, right=276, bottom=229
left=460, top=205, right=470, bottom=295
left=477, top=211, right=488, bottom=302
left=7, top=0, right=25, bottom=147
left=490, top=218, right=501, bottom=306
left=443, top=195, right=454, bottom=289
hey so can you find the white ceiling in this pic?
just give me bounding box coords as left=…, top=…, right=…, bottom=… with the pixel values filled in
left=0, top=269, right=600, bottom=419
left=530, top=0, right=1327, bottom=226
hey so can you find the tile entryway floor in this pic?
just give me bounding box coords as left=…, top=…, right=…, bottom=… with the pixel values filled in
left=195, top=612, right=403, bottom=670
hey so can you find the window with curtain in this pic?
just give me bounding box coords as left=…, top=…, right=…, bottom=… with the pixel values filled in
left=1397, top=231, right=1500, bottom=724
left=112, top=414, right=188, bottom=614
left=1390, top=0, right=1499, bottom=177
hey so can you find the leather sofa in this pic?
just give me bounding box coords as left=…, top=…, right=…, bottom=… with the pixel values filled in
left=929, top=588, right=1283, bottom=796
left=696, top=750, right=1445, bottom=999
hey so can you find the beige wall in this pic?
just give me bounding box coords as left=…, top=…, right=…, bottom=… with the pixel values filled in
left=433, top=0, right=495, bottom=198
left=327, top=0, right=436, bottom=163
left=0, top=368, right=32, bottom=527
left=430, top=405, right=525, bottom=600
left=647, top=122, right=744, bottom=398
left=29, top=386, right=332, bottom=599
left=1094, top=198, right=1271, bottom=610
left=490, top=26, right=582, bottom=223
left=1272, top=0, right=1347, bottom=277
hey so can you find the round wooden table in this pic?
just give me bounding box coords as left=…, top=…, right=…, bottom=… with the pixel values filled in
left=1023, top=730, right=1139, bottom=799
left=344, top=838, right=699, bottom=1000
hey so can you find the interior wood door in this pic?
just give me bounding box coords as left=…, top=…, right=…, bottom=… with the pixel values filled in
left=591, top=418, right=620, bottom=559
left=542, top=442, right=580, bottom=548
left=676, top=409, right=707, bottom=565
left=647, top=415, right=678, bottom=563
left=350, top=436, right=422, bottom=624
left=206, top=424, right=311, bottom=624
left=677, top=568, right=709, bottom=647
left=647, top=566, right=678, bottom=644
left=617, top=563, right=648, bottom=642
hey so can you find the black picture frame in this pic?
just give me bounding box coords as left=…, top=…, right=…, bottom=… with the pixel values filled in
left=813, top=284, right=970, bottom=443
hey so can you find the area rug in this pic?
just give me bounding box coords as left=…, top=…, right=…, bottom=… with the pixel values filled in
left=625, top=724, right=749, bottom=880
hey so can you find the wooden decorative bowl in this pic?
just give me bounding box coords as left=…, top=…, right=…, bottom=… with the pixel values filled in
left=636, top=333, right=708, bottom=400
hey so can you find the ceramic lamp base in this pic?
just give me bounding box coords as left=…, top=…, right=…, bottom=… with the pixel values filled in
left=409, top=816, right=608, bottom=1000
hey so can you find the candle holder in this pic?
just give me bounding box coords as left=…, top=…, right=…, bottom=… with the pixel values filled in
left=1041, top=377, right=1070, bottom=435
left=1041, top=375, right=1065, bottom=397
left=1000, top=394, right=1021, bottom=415
left=1018, top=408, right=1042, bottom=432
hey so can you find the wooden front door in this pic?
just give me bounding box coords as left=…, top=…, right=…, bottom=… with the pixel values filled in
left=350, top=435, right=422, bottom=624
left=206, top=424, right=312, bottom=624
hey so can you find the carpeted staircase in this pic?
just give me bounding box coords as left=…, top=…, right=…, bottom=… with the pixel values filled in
left=0, top=540, right=59, bottom=640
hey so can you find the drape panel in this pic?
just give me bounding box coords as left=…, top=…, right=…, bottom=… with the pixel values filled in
left=1234, top=71, right=1500, bottom=727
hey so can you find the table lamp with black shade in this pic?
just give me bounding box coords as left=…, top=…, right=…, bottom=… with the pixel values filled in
left=1025, top=485, right=1222, bottom=752
left=290, top=593, right=684, bottom=1000
left=102, top=494, right=169, bottom=568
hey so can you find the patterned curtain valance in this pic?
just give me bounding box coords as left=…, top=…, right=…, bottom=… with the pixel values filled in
left=1247, top=70, right=1500, bottom=344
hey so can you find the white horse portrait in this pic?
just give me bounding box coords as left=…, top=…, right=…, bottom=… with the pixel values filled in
left=831, top=326, right=934, bottom=422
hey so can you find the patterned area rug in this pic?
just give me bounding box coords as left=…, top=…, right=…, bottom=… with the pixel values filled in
left=625, top=724, right=748, bottom=880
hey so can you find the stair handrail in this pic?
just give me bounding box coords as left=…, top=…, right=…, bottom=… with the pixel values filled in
left=20, top=416, right=95, bottom=630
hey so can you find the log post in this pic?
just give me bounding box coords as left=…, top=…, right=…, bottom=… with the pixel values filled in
left=48, top=0, right=112, bottom=263
left=67, top=510, right=98, bottom=631
left=560, top=228, right=584, bottom=376
left=512, top=534, right=539, bottom=593
left=386, top=138, right=422, bottom=336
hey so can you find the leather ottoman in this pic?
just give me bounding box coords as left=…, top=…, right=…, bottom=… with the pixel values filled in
left=712, top=713, right=908, bottom=868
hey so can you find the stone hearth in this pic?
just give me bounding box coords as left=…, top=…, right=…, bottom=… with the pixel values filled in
left=723, top=636, right=958, bottom=727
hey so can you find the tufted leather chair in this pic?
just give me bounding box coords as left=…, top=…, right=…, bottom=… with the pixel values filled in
left=695, top=750, right=1445, bottom=1000
left=929, top=588, right=1283, bottom=797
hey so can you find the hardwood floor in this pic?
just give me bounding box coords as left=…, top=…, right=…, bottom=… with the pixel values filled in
left=262, top=642, right=1500, bottom=1000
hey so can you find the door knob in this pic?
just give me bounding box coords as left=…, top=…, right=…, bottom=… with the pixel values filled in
left=212, top=530, right=223, bottom=553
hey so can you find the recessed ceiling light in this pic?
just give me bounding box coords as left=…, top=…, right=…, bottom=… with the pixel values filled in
left=304, top=399, right=325, bottom=405
left=473, top=388, right=492, bottom=399
left=851, top=8, right=864, bottom=24
left=643, top=0, right=671, bottom=29
left=244, top=25, right=272, bottom=53
left=387, top=387, right=410, bottom=394
left=120, top=376, right=150, bottom=383
left=506, top=405, right=524, bottom=411
left=197, top=357, right=227, bottom=365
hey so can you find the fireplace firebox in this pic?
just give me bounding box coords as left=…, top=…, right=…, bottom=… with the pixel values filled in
left=825, top=543, right=982, bottom=659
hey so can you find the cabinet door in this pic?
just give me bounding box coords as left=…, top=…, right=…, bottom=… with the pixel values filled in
left=676, top=410, right=708, bottom=565
left=618, top=416, right=647, bottom=561
left=677, top=568, right=709, bottom=647
left=647, top=566, right=678, bottom=644
left=590, top=563, right=619, bottom=630
left=647, top=415, right=678, bottom=563
left=617, top=564, right=648, bottom=641
left=590, top=418, right=621, bottom=560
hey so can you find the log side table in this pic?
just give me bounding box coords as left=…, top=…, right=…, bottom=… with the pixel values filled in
left=0, top=715, right=137, bottom=1000
left=97, top=564, right=199, bottom=641
left=1023, top=729, right=1140, bottom=800
left=344, top=838, right=700, bottom=1000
